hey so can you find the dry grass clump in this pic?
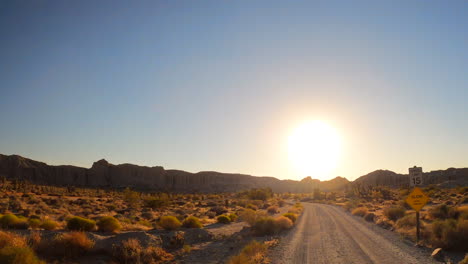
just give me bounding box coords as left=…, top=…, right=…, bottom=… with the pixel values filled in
left=159, top=216, right=182, bottom=230
left=39, top=232, right=94, bottom=259
left=227, top=240, right=267, bottom=264
left=217, top=215, right=231, bottom=224
left=112, top=238, right=173, bottom=264
left=182, top=216, right=202, bottom=228
left=395, top=214, right=416, bottom=229
left=40, top=220, right=58, bottom=230
left=431, top=219, right=468, bottom=250
left=275, top=216, right=293, bottom=230
left=252, top=216, right=293, bottom=236
left=267, top=206, right=279, bottom=214
left=0, top=231, right=44, bottom=264
left=97, top=216, right=122, bottom=232
left=0, top=214, right=28, bottom=229
left=383, top=207, right=406, bottom=222
left=459, top=254, right=468, bottom=264
left=67, top=216, right=96, bottom=231
left=352, top=207, right=368, bottom=217
left=428, top=204, right=458, bottom=220
left=283, top=213, right=297, bottom=223
left=364, top=212, right=375, bottom=222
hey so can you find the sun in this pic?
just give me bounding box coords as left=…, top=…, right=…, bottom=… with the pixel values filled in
left=288, top=120, right=341, bottom=180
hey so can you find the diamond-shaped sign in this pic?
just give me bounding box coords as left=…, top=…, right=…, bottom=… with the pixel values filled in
left=405, top=187, right=429, bottom=212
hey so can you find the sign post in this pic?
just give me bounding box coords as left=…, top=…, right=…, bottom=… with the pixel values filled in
left=406, top=166, right=429, bottom=244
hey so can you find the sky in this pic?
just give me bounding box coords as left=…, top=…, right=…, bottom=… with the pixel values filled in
left=1, top=1, right=467, bottom=181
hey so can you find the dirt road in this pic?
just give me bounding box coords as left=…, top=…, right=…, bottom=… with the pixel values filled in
left=270, top=203, right=438, bottom=264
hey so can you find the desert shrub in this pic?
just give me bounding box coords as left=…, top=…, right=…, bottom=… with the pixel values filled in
left=0, top=246, right=44, bottom=264
left=142, top=246, right=174, bottom=263
left=275, top=216, right=293, bottom=230
left=364, top=212, right=375, bottom=222
left=227, top=240, right=267, bottom=264
left=0, top=231, right=44, bottom=264
left=429, top=204, right=451, bottom=219
left=97, top=216, right=122, bottom=232
left=43, top=232, right=94, bottom=259
left=431, top=219, right=468, bottom=250
left=182, top=216, right=202, bottom=228
left=28, top=219, right=41, bottom=229
left=123, top=188, right=140, bottom=206
left=247, top=188, right=273, bottom=201
left=228, top=213, right=238, bottom=222
left=344, top=200, right=359, bottom=212
left=396, top=214, right=416, bottom=229
left=283, top=213, right=297, bottom=223
left=278, top=199, right=286, bottom=207
left=0, top=231, right=27, bottom=249
left=217, top=215, right=231, bottom=224
left=0, top=214, right=20, bottom=229
left=252, top=217, right=278, bottom=236
left=40, top=220, right=58, bottom=231
left=459, top=254, right=468, bottom=264
left=352, top=207, right=368, bottom=217
left=159, top=216, right=181, bottom=230
left=267, top=206, right=279, bottom=214
left=67, top=216, right=96, bottom=231
left=246, top=204, right=258, bottom=211
left=239, top=209, right=257, bottom=226
left=112, top=239, right=173, bottom=264
left=144, top=197, right=169, bottom=209
left=383, top=207, right=406, bottom=221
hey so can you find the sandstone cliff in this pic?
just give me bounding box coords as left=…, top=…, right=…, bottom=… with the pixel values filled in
left=0, top=154, right=349, bottom=193
left=1, top=154, right=466, bottom=192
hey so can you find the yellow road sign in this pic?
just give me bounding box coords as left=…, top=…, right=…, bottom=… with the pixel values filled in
left=405, top=187, right=429, bottom=212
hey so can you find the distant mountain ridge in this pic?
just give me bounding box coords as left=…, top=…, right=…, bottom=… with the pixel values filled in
left=0, top=154, right=466, bottom=192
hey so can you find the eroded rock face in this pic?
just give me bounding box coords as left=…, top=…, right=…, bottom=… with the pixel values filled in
left=1, top=154, right=466, bottom=193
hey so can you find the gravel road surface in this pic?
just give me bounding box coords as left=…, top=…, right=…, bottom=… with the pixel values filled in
left=270, top=203, right=438, bottom=264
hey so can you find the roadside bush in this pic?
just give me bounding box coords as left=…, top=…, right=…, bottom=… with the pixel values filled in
left=364, top=212, right=375, bottom=222
left=252, top=217, right=277, bottom=236
left=159, top=216, right=181, bottom=230
left=112, top=238, right=174, bottom=264
left=182, top=216, right=202, bottom=228
left=396, top=214, right=416, bottom=229
left=228, top=213, right=238, bottom=222
left=429, top=204, right=449, bottom=219
left=239, top=209, right=257, bottom=226
left=275, top=216, right=293, bottom=230
left=217, top=215, right=231, bottom=224
left=246, top=204, right=258, bottom=211
left=352, top=207, right=368, bottom=217
left=227, top=240, right=267, bottom=264
left=267, top=206, right=279, bottom=214
left=431, top=219, right=468, bottom=250
left=67, top=216, right=96, bottom=231
left=42, top=232, right=94, bottom=259
left=40, top=220, right=58, bottom=231
left=97, top=216, right=122, bottom=232
left=0, top=214, right=21, bottom=229
left=0, top=245, right=44, bottom=264
left=144, top=196, right=169, bottom=209
left=283, top=213, right=297, bottom=223
left=383, top=207, right=406, bottom=221
left=0, top=231, right=44, bottom=264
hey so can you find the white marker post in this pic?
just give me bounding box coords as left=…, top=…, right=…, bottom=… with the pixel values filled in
left=408, top=166, right=424, bottom=243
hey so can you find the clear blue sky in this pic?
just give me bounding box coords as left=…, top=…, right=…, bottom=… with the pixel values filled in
left=1, top=1, right=467, bottom=181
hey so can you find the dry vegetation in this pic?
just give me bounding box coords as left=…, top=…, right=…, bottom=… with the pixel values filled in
left=0, top=179, right=304, bottom=263
left=320, top=184, right=468, bottom=253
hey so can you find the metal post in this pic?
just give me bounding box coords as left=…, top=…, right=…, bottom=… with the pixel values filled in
left=416, top=211, right=420, bottom=243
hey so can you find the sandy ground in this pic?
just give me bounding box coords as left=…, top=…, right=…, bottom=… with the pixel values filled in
left=270, top=203, right=440, bottom=264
